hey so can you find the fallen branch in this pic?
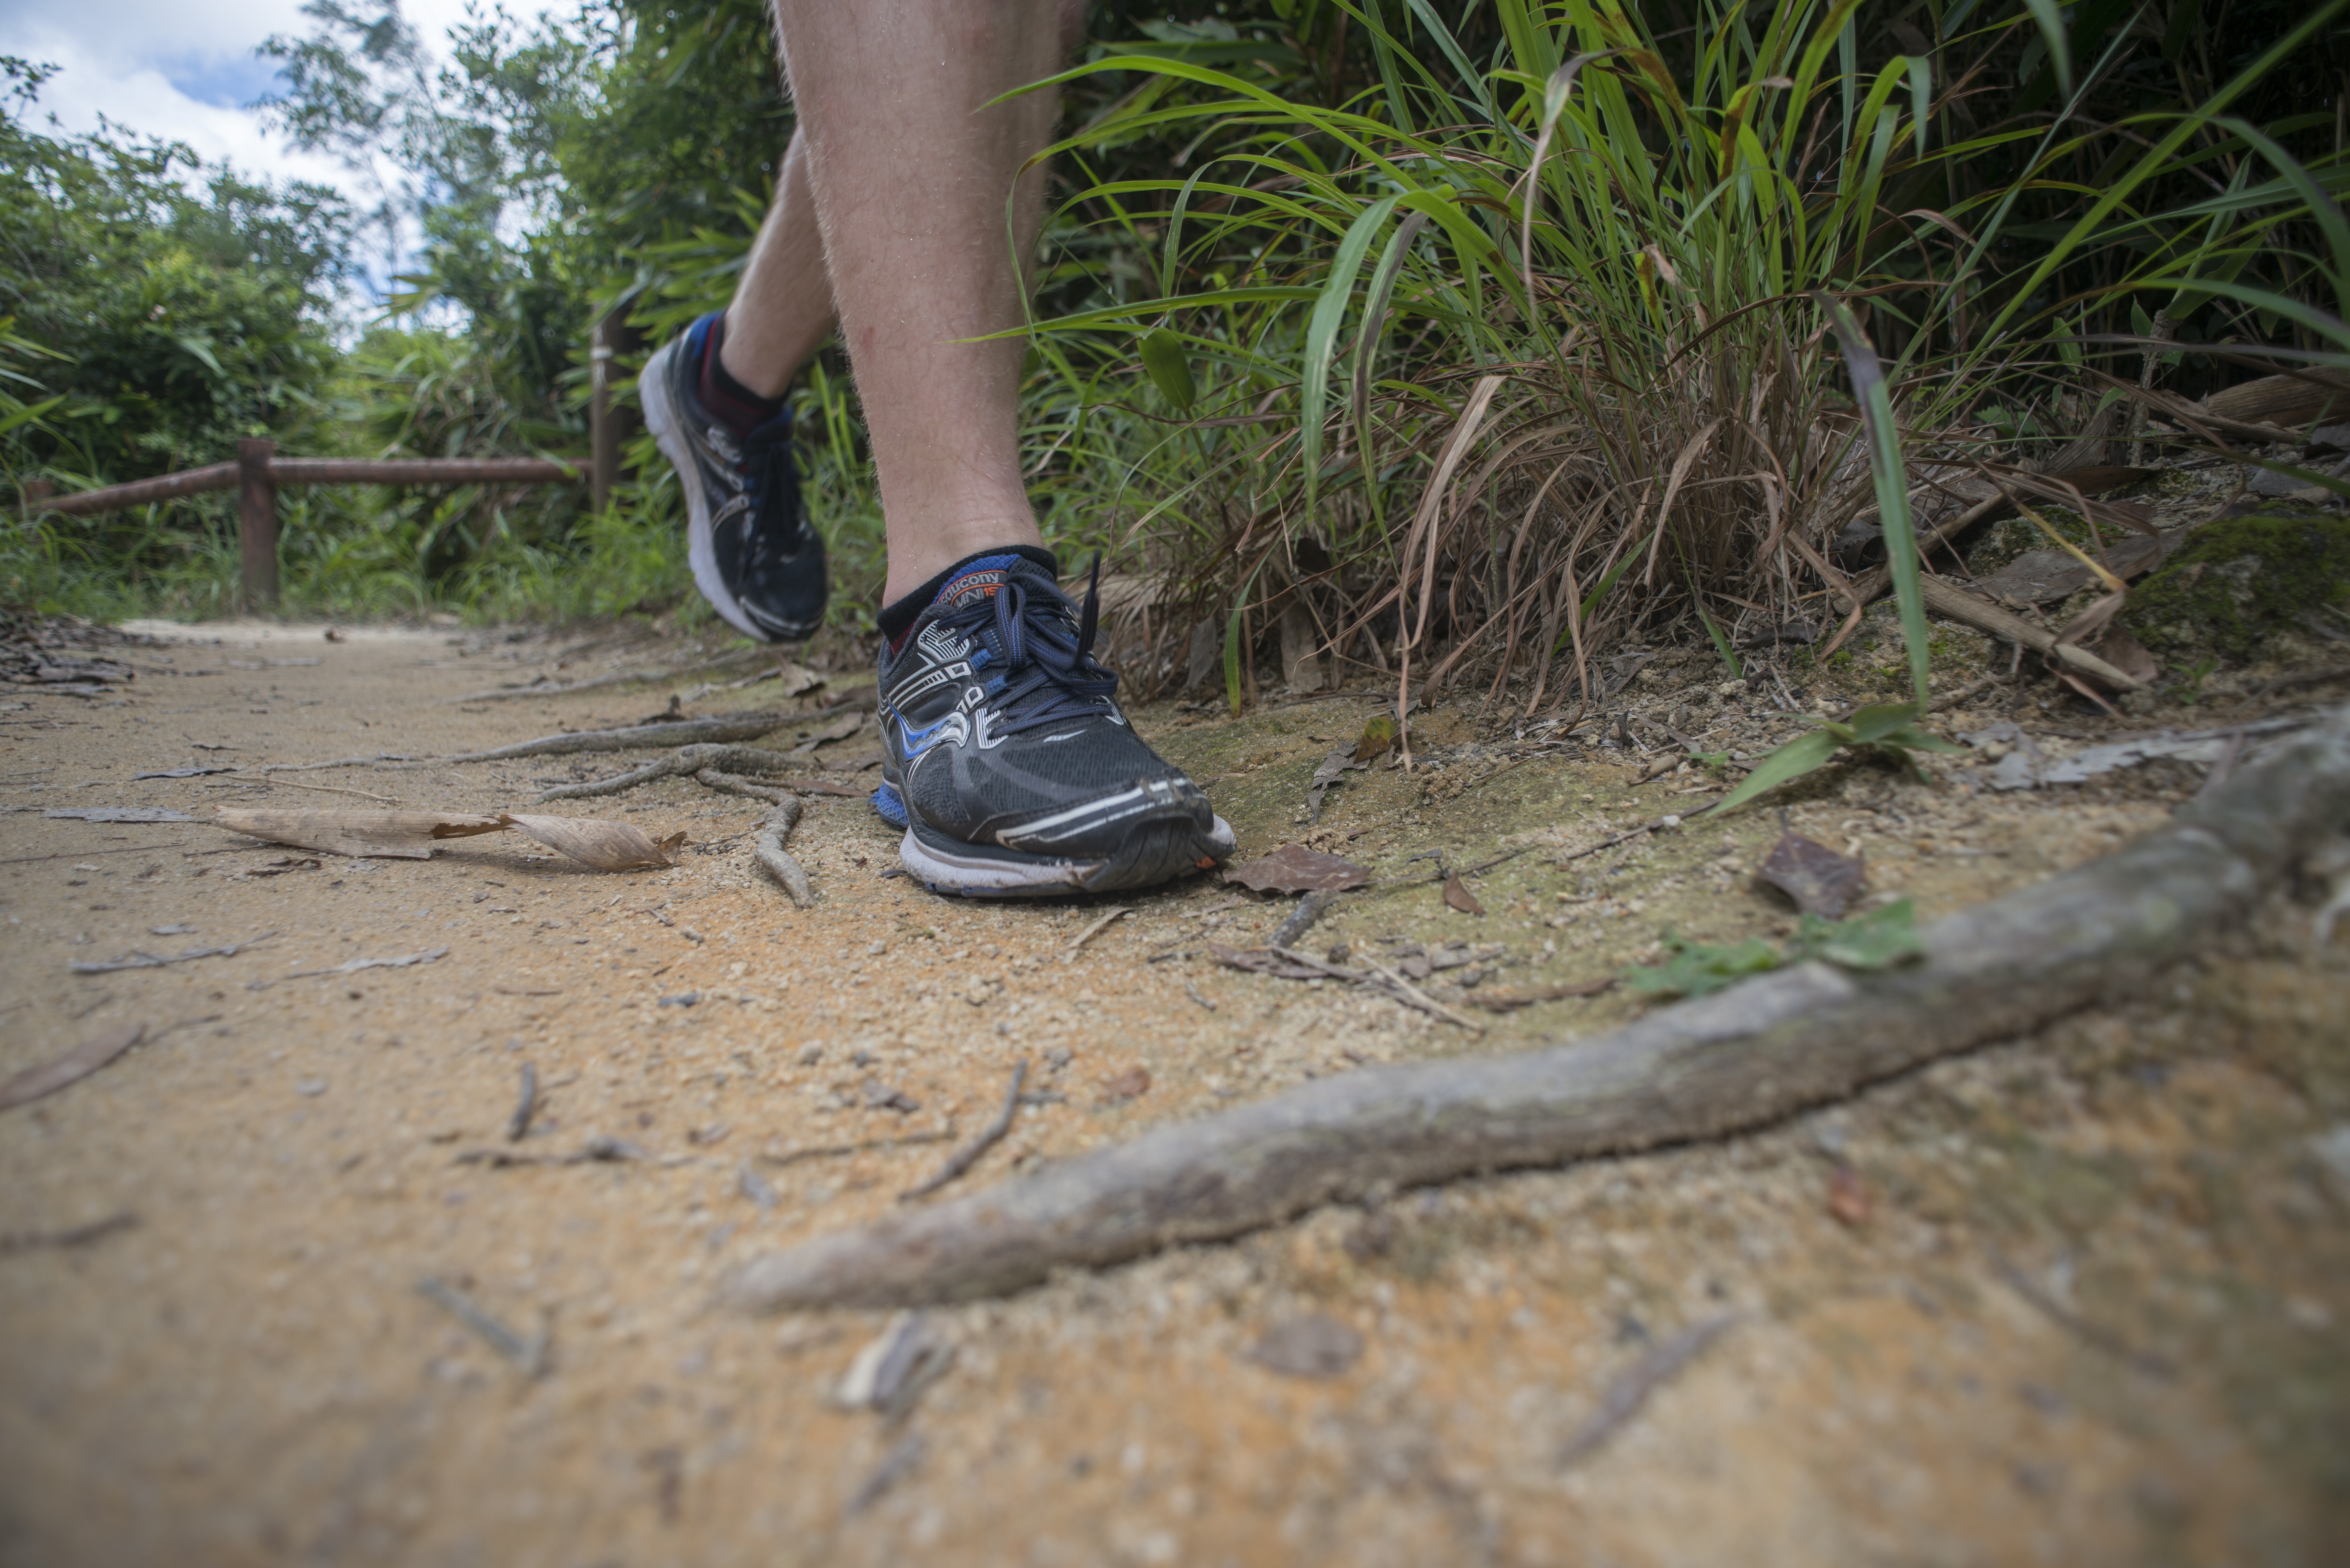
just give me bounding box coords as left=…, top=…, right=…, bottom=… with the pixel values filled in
left=720, top=705, right=2350, bottom=1310
left=1918, top=577, right=2144, bottom=689
left=902, top=1060, right=1028, bottom=1201
left=442, top=711, right=785, bottom=765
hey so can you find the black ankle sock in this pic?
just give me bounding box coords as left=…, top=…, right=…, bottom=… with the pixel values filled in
left=878, top=545, right=1060, bottom=648
left=697, top=314, right=787, bottom=433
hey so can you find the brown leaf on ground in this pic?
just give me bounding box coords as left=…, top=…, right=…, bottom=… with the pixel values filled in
left=774, top=660, right=826, bottom=698
left=789, top=712, right=866, bottom=754
left=213, top=807, right=504, bottom=859
left=1097, top=1066, right=1151, bottom=1104
left=1756, top=832, right=1866, bottom=918
left=1223, top=845, right=1371, bottom=895
left=1827, top=1166, right=1871, bottom=1227
left=497, top=814, right=680, bottom=871
left=1443, top=872, right=1485, bottom=915
left=0, top=1023, right=147, bottom=1112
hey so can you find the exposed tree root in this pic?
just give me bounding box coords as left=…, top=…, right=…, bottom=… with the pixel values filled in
left=754, top=798, right=813, bottom=907
left=723, top=706, right=2350, bottom=1312
left=532, top=744, right=797, bottom=803
left=443, top=712, right=785, bottom=765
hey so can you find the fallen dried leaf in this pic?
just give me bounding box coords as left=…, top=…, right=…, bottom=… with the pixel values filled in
left=213, top=807, right=504, bottom=859
left=1353, top=714, right=1399, bottom=762
left=790, top=712, right=866, bottom=754
left=1443, top=872, right=1485, bottom=915
left=1305, top=747, right=1364, bottom=823
left=1098, top=1066, right=1151, bottom=1104
left=1757, top=832, right=1866, bottom=919
left=0, top=1022, right=147, bottom=1111
left=1223, top=844, right=1371, bottom=895
left=773, top=660, right=826, bottom=698
left=496, top=813, right=679, bottom=871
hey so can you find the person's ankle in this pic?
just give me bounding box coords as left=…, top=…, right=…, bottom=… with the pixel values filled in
left=878, top=544, right=1060, bottom=650
left=696, top=313, right=788, bottom=434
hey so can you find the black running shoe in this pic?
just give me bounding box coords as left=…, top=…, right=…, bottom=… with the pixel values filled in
left=874, top=549, right=1236, bottom=896
left=639, top=313, right=828, bottom=642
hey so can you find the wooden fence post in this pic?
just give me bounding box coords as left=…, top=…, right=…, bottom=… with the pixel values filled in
left=591, top=317, right=619, bottom=514
left=237, top=438, right=278, bottom=611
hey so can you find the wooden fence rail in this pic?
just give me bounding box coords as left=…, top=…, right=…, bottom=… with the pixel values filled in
left=22, top=439, right=586, bottom=608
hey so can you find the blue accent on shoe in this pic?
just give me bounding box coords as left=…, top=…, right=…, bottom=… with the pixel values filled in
left=871, top=781, right=908, bottom=827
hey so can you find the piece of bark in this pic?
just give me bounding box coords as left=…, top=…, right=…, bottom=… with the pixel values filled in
left=0, top=1023, right=147, bottom=1111
left=718, top=705, right=2350, bottom=1311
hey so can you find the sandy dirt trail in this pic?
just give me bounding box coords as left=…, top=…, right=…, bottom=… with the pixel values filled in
left=1, top=617, right=2345, bottom=1567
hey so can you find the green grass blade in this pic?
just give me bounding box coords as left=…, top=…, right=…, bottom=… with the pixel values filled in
left=1815, top=293, right=1931, bottom=712
left=1696, top=601, right=1742, bottom=678
left=1709, top=729, right=1843, bottom=816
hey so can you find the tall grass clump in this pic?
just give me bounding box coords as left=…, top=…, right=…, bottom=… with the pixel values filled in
left=1012, top=0, right=2349, bottom=711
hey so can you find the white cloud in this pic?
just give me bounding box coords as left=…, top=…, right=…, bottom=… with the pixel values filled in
left=2, top=0, right=549, bottom=192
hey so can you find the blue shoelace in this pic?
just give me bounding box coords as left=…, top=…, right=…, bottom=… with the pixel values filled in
left=930, top=557, right=1116, bottom=738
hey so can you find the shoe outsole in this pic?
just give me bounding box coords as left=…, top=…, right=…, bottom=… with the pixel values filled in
left=639, top=339, right=771, bottom=646
left=898, top=814, right=1236, bottom=898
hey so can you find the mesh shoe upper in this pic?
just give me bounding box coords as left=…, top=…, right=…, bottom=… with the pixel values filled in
left=878, top=552, right=1218, bottom=860
left=642, top=314, right=828, bottom=643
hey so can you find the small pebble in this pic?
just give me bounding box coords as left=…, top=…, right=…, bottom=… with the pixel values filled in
left=295, top=1079, right=327, bottom=1097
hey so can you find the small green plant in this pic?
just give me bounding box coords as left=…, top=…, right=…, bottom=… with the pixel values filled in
left=2172, top=655, right=2222, bottom=705
left=1626, top=900, right=1923, bottom=999
left=1709, top=702, right=1965, bottom=815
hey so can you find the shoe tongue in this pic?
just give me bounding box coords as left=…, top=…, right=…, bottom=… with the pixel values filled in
left=932, top=553, right=1035, bottom=614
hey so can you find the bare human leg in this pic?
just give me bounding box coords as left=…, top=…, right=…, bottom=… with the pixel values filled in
left=766, top=0, right=1080, bottom=604
left=712, top=132, right=834, bottom=401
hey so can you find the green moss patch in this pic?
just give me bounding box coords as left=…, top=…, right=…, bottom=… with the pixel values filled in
left=2121, top=513, right=2350, bottom=662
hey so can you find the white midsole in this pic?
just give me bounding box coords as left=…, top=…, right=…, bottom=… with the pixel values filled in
left=896, top=813, right=1237, bottom=893
left=639, top=343, right=764, bottom=644
left=897, top=827, right=1097, bottom=891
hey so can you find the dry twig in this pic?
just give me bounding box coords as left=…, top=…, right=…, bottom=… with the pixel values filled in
left=902, top=1061, right=1029, bottom=1201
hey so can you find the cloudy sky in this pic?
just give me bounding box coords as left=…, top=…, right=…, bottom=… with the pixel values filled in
left=1, top=0, right=547, bottom=192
